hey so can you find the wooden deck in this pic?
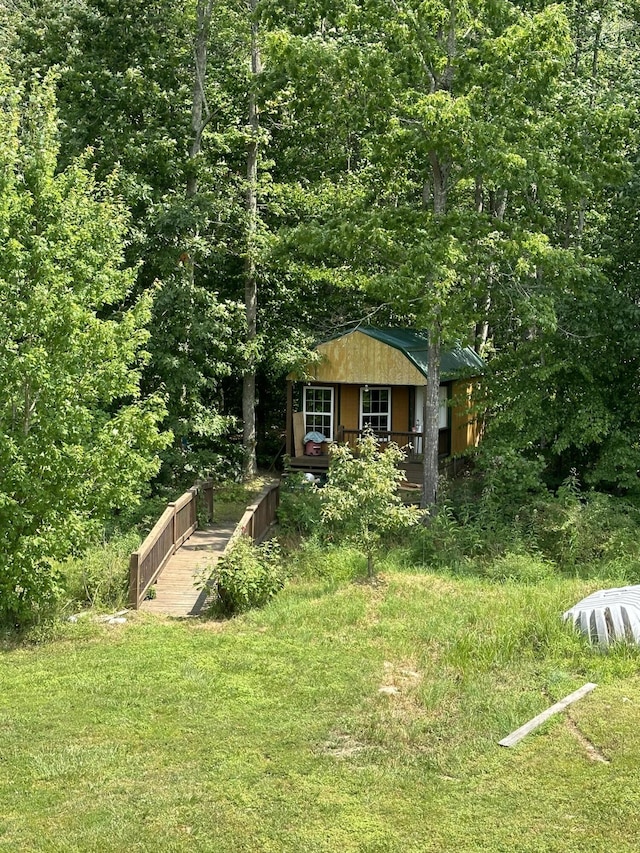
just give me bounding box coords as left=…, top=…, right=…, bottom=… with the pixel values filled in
left=288, top=454, right=425, bottom=483
left=139, top=524, right=235, bottom=617
left=288, top=454, right=467, bottom=484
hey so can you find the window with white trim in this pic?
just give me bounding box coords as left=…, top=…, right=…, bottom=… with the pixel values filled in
left=439, top=384, right=449, bottom=430
left=360, top=387, right=391, bottom=433
left=303, top=386, right=334, bottom=438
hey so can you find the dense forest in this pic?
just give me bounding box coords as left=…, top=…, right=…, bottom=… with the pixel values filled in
left=1, top=0, right=640, bottom=624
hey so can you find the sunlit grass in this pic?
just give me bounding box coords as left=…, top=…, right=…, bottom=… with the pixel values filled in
left=213, top=475, right=273, bottom=523
left=2, top=558, right=640, bottom=852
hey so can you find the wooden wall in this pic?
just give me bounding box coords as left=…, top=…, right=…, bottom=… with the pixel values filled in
left=450, top=380, right=481, bottom=454
left=310, top=331, right=425, bottom=386
left=335, top=385, right=411, bottom=433
left=391, top=386, right=409, bottom=432
left=339, top=385, right=359, bottom=431
left=291, top=378, right=480, bottom=457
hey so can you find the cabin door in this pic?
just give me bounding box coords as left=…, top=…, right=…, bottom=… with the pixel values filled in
left=414, top=386, right=449, bottom=454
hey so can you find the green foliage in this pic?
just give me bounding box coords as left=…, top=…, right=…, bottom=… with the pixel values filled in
left=481, top=272, right=640, bottom=493
left=411, top=465, right=640, bottom=582
left=205, top=536, right=285, bottom=616
left=212, top=477, right=271, bottom=524
left=287, top=541, right=365, bottom=585
left=0, top=71, right=168, bottom=628
left=474, top=443, right=547, bottom=525
left=526, top=488, right=640, bottom=572
left=59, top=530, right=141, bottom=611
left=321, top=432, right=422, bottom=577
left=277, top=473, right=323, bottom=539
left=483, top=552, right=558, bottom=585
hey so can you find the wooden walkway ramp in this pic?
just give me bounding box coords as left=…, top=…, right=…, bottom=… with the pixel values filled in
left=139, top=524, right=235, bottom=618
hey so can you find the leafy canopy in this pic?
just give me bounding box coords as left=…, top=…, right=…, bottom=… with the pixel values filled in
left=0, top=69, right=169, bottom=627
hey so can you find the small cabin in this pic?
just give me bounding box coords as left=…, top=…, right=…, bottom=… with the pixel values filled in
left=285, top=327, right=484, bottom=483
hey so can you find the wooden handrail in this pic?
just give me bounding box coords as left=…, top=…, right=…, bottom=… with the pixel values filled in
left=174, top=490, right=194, bottom=513
left=225, top=480, right=280, bottom=554
left=128, top=478, right=214, bottom=609
left=339, top=428, right=423, bottom=442
left=136, top=506, right=174, bottom=567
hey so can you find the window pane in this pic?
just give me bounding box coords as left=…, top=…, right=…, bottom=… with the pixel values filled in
left=361, top=387, right=390, bottom=432
left=304, top=387, right=333, bottom=437
left=439, top=386, right=448, bottom=430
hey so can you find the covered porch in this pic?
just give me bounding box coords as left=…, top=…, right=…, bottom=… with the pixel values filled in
left=285, top=328, right=483, bottom=485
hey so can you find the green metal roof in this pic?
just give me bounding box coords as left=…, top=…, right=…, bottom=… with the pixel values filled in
left=350, top=327, right=484, bottom=381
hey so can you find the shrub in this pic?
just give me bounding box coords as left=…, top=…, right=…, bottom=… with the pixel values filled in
left=514, top=479, right=640, bottom=572
left=475, top=445, right=547, bottom=525
left=205, top=537, right=285, bottom=616
left=321, top=432, right=422, bottom=578
left=60, top=529, right=141, bottom=611
left=277, top=474, right=323, bottom=539
left=483, top=551, right=557, bottom=584
left=0, top=554, right=64, bottom=630
left=409, top=462, right=640, bottom=580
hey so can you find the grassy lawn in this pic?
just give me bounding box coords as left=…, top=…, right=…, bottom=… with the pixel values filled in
left=213, top=477, right=274, bottom=524
left=2, top=566, right=640, bottom=852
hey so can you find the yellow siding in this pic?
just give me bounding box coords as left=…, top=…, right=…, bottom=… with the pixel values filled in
left=306, top=331, right=426, bottom=386
left=391, top=386, right=409, bottom=432
left=340, top=385, right=359, bottom=431
left=450, top=380, right=481, bottom=454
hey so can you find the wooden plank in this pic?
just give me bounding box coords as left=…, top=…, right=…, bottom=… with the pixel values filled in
left=137, top=542, right=175, bottom=604
left=140, top=524, right=236, bottom=617
left=175, top=521, right=197, bottom=549
left=391, top=386, right=409, bottom=432
left=174, top=490, right=194, bottom=513
left=135, top=506, right=174, bottom=565
left=129, top=553, right=140, bottom=608
left=293, top=411, right=305, bottom=458
left=139, top=482, right=280, bottom=617
left=286, top=380, right=294, bottom=456
left=499, top=683, right=597, bottom=748
left=310, top=331, right=425, bottom=386
left=451, top=379, right=482, bottom=455
left=340, top=384, right=359, bottom=433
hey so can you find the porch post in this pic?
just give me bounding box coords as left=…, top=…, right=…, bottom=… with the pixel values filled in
left=285, top=380, right=293, bottom=456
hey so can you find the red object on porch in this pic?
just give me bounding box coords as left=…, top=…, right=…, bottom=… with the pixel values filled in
left=305, top=441, right=323, bottom=456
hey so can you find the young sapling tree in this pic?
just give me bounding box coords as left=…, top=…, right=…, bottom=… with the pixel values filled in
left=320, top=431, right=422, bottom=579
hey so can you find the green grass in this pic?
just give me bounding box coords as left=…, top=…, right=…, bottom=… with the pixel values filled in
left=213, top=476, right=273, bottom=524
left=2, top=561, right=640, bottom=852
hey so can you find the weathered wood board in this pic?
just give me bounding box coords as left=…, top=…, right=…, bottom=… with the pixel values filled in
left=499, top=683, right=597, bottom=747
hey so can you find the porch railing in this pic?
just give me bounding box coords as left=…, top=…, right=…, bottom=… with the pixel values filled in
left=128, top=479, right=214, bottom=609
left=336, top=428, right=448, bottom=461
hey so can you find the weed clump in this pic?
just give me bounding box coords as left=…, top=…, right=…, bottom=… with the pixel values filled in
left=203, top=537, right=285, bottom=617
left=277, top=473, right=323, bottom=540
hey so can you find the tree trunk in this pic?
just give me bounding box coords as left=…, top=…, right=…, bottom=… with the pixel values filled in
left=421, top=317, right=441, bottom=515
left=182, top=0, right=213, bottom=411
left=475, top=188, right=506, bottom=352
left=242, top=0, right=261, bottom=481
left=421, top=148, right=448, bottom=515
left=187, top=0, right=213, bottom=200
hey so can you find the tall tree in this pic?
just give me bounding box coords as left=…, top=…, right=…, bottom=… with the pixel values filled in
left=479, top=0, right=639, bottom=490
left=0, top=71, right=168, bottom=626
left=243, top=0, right=261, bottom=480
left=11, top=0, right=251, bottom=484
left=263, top=0, right=573, bottom=509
